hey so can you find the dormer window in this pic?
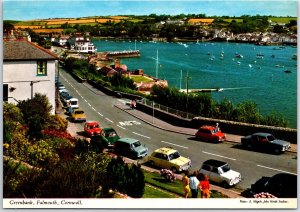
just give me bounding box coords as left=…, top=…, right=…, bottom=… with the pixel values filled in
left=37, top=60, right=47, bottom=76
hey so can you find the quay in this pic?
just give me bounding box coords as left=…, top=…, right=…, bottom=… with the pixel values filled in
left=105, top=50, right=140, bottom=58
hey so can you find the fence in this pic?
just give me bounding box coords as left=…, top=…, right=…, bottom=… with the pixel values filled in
left=141, top=98, right=196, bottom=120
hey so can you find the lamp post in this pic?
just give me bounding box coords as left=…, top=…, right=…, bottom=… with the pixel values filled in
left=185, top=71, right=191, bottom=109
left=152, top=101, right=155, bottom=124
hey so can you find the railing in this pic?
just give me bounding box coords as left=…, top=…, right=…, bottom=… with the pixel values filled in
left=141, top=98, right=196, bottom=120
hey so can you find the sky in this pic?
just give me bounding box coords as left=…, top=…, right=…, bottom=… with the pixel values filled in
left=3, top=0, right=298, bottom=21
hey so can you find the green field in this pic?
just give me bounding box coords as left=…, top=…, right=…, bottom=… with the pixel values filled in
left=130, top=75, right=154, bottom=83
left=269, top=17, right=297, bottom=23
left=223, top=19, right=243, bottom=23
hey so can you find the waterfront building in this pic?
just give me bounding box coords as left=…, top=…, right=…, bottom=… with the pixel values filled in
left=3, top=39, right=58, bottom=114
left=69, top=36, right=97, bottom=53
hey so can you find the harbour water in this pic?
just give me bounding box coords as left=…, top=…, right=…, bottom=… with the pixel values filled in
left=92, top=39, right=297, bottom=128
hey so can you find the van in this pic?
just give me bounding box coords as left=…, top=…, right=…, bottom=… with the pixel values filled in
left=115, top=138, right=148, bottom=159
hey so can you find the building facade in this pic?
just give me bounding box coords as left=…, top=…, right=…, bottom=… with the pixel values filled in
left=3, top=40, right=58, bottom=114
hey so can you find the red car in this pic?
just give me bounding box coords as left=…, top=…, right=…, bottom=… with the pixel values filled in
left=84, top=121, right=102, bottom=137
left=195, top=125, right=226, bottom=143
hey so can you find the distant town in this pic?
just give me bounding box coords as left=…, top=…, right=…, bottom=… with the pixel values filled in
left=4, top=14, right=297, bottom=50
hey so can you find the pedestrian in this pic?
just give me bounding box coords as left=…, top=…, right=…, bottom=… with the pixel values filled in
left=199, top=174, right=211, bottom=198
left=189, top=171, right=200, bottom=198
left=182, top=170, right=190, bottom=198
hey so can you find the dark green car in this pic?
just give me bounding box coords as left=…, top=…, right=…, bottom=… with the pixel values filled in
left=100, top=128, right=120, bottom=147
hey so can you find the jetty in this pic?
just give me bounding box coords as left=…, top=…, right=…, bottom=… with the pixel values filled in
left=105, top=50, right=140, bottom=58
left=180, top=88, right=223, bottom=93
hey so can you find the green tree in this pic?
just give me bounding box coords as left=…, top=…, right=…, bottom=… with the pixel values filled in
left=17, top=93, right=52, bottom=140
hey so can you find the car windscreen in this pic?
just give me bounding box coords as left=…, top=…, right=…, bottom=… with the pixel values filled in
left=132, top=141, right=141, bottom=147
left=75, top=111, right=84, bottom=114
left=71, top=101, right=77, bottom=105
left=220, top=164, right=231, bottom=173
left=168, top=151, right=180, bottom=160
left=267, top=135, right=275, bottom=141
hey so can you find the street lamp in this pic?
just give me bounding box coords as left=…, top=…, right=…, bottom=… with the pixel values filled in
left=185, top=71, right=191, bottom=109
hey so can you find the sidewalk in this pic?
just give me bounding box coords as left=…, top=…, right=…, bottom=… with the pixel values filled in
left=114, top=104, right=297, bottom=153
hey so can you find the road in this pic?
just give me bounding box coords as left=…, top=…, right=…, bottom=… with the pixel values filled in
left=58, top=67, right=297, bottom=193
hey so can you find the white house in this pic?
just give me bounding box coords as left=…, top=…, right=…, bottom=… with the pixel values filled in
left=69, top=36, right=97, bottom=53
left=3, top=39, right=58, bottom=114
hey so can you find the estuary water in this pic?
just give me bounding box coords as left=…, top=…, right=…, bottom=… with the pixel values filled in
left=92, top=39, right=297, bottom=128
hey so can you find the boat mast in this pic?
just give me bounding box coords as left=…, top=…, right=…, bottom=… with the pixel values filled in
left=156, top=49, right=158, bottom=79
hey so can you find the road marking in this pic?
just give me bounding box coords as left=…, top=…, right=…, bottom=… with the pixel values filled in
left=97, top=112, right=103, bottom=117
left=161, top=141, right=188, bottom=149
left=84, top=99, right=87, bottom=102
left=117, top=125, right=126, bottom=130
left=88, top=103, right=91, bottom=107
left=202, top=151, right=236, bottom=161
left=257, top=165, right=297, bottom=175
left=91, top=107, right=96, bottom=111
left=119, top=121, right=141, bottom=126
left=132, top=132, right=151, bottom=139
left=105, top=117, right=114, bottom=123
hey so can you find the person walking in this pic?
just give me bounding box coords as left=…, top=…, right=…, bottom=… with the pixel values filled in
left=189, top=171, right=200, bottom=198
left=199, top=174, right=211, bottom=198
left=182, top=170, right=190, bottom=198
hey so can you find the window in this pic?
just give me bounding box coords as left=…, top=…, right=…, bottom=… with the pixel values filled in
left=37, top=61, right=47, bottom=76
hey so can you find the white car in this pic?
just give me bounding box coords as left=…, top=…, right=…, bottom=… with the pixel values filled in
left=199, top=159, right=241, bottom=188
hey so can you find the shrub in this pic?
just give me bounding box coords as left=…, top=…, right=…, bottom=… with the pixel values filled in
left=160, top=169, right=176, bottom=182
left=46, top=114, right=68, bottom=131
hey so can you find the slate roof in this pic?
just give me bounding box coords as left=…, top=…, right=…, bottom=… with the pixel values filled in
left=3, top=40, right=58, bottom=61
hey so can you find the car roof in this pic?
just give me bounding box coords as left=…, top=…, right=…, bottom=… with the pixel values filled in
left=200, top=125, right=215, bottom=130
left=117, top=137, right=139, bottom=144
left=252, top=132, right=272, bottom=137
left=85, top=121, right=99, bottom=125
left=70, top=98, right=78, bottom=101
left=203, top=159, right=227, bottom=167
left=154, top=147, right=177, bottom=154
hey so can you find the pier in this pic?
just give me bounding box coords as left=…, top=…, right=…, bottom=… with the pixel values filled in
left=105, top=50, right=140, bottom=58
left=180, top=88, right=223, bottom=93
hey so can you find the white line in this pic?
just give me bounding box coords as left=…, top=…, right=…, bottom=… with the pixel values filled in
left=117, top=125, right=126, bottom=130
left=132, top=132, right=151, bottom=139
left=88, top=103, right=91, bottom=107
left=84, top=99, right=87, bottom=102
left=257, top=165, right=297, bottom=175
left=97, top=112, right=103, bottom=117
left=105, top=117, right=114, bottom=123
left=202, top=151, right=236, bottom=161
left=91, top=107, right=96, bottom=111
left=161, top=141, right=188, bottom=149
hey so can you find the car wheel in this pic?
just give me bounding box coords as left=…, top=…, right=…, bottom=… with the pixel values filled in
left=274, top=148, right=281, bottom=155
left=213, top=138, right=218, bottom=143
left=221, top=181, right=230, bottom=188
left=171, top=167, right=178, bottom=173
left=247, top=143, right=252, bottom=149
left=149, top=160, right=155, bottom=167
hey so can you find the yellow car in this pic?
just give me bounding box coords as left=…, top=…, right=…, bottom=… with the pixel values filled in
left=71, top=108, right=86, bottom=122
left=147, top=147, right=191, bottom=173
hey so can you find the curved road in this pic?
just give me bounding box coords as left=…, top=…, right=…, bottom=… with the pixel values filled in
left=58, top=67, right=297, bottom=193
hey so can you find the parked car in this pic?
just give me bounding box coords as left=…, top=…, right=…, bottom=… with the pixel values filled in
left=71, top=108, right=86, bottom=122
left=69, top=98, right=79, bottom=109
left=84, top=121, right=102, bottom=137
left=100, top=128, right=120, bottom=147
left=195, top=125, right=226, bottom=143
left=147, top=147, right=192, bottom=173
left=251, top=173, right=297, bottom=198
left=114, top=138, right=148, bottom=159
left=62, top=95, right=73, bottom=105
left=199, top=159, right=241, bottom=188
left=241, top=132, right=290, bottom=154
